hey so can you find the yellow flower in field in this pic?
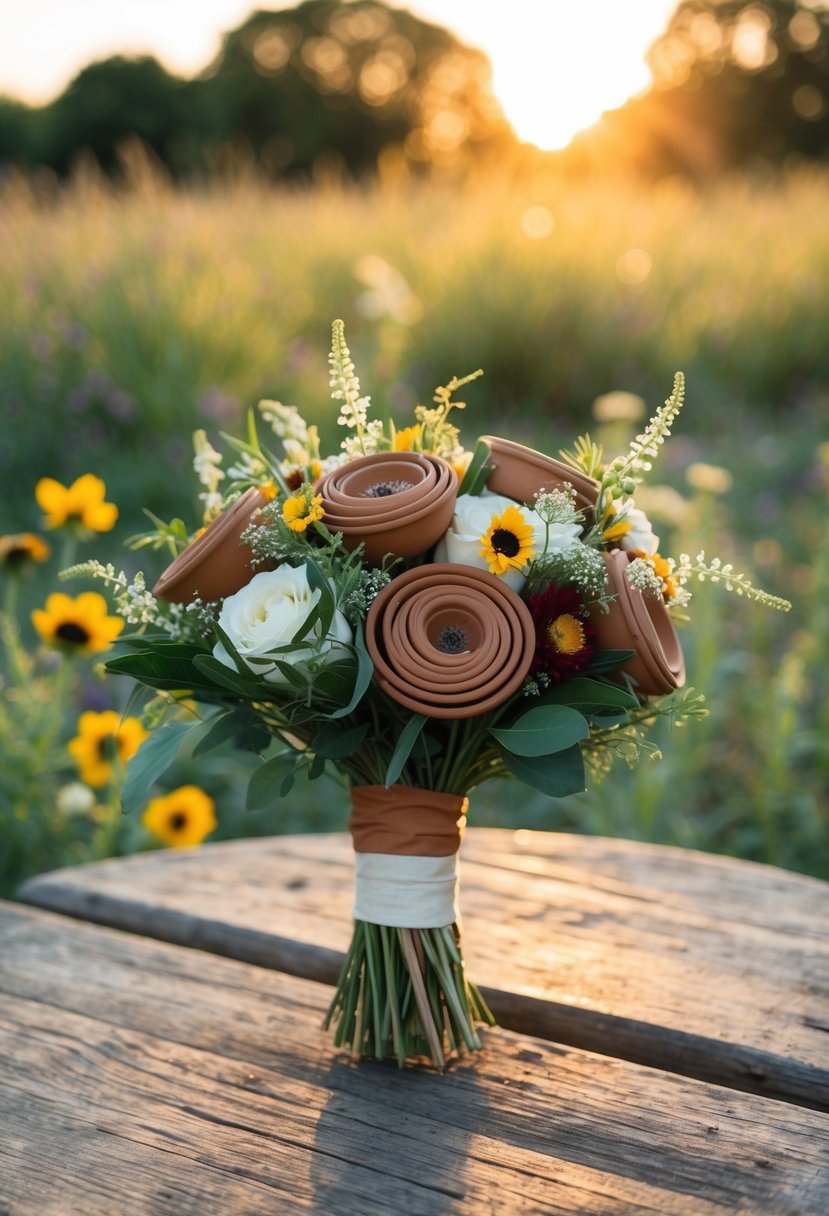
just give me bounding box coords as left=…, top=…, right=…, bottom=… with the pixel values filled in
left=480, top=505, right=535, bottom=576
left=32, top=592, right=124, bottom=655
left=68, top=710, right=148, bottom=789
left=0, top=532, right=51, bottom=570
left=258, top=480, right=279, bottom=502
left=282, top=488, right=324, bottom=533
left=142, top=785, right=217, bottom=848
left=393, top=424, right=421, bottom=452
left=35, top=474, right=118, bottom=533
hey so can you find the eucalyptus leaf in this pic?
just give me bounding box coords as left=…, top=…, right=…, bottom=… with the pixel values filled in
left=587, top=648, right=636, bottom=675
left=384, top=714, right=427, bottom=787
left=505, top=744, right=586, bottom=798
left=490, top=705, right=589, bottom=757
left=536, top=677, right=638, bottom=723
left=246, top=752, right=300, bottom=811
left=312, top=720, right=370, bottom=760
left=330, top=620, right=374, bottom=719
left=121, top=720, right=203, bottom=816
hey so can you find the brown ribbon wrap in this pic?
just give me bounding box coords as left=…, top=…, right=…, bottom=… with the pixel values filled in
left=349, top=785, right=468, bottom=857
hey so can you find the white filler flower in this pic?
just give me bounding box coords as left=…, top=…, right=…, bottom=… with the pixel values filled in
left=435, top=491, right=579, bottom=592
left=213, top=566, right=352, bottom=685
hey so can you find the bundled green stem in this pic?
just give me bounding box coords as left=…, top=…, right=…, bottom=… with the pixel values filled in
left=323, top=921, right=494, bottom=1068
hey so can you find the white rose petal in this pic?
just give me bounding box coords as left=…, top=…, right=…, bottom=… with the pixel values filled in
left=436, top=491, right=579, bottom=592
left=213, top=566, right=352, bottom=685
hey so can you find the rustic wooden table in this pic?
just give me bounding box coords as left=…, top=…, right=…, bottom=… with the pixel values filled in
left=4, top=829, right=828, bottom=1214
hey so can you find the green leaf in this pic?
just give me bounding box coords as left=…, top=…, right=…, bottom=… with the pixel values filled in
left=121, top=720, right=202, bottom=816
left=458, top=437, right=494, bottom=496
left=384, top=714, right=427, bottom=787
left=505, top=745, right=586, bottom=798
left=312, top=720, right=370, bottom=759
left=303, top=557, right=336, bottom=639
left=536, top=678, right=638, bottom=723
left=191, top=710, right=270, bottom=758
left=330, top=620, right=374, bottom=719
left=308, top=752, right=327, bottom=781
left=490, top=705, right=589, bottom=757
left=246, top=752, right=300, bottom=811
left=192, top=654, right=261, bottom=697
left=587, top=648, right=636, bottom=675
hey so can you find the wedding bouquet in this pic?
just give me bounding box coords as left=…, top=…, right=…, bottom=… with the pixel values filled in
left=71, top=320, right=790, bottom=1069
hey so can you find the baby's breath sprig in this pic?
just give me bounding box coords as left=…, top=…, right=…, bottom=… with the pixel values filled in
left=193, top=430, right=225, bottom=521
left=60, top=561, right=161, bottom=626
left=675, top=552, right=792, bottom=611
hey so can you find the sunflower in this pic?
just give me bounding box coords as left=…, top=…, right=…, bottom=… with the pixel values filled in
left=142, top=785, right=217, bottom=848
left=527, top=582, right=596, bottom=683
left=35, top=473, right=118, bottom=533
left=480, top=505, right=535, bottom=577
left=0, top=532, right=51, bottom=570
left=68, top=710, right=148, bottom=789
left=282, top=488, right=324, bottom=532
left=31, top=592, right=124, bottom=655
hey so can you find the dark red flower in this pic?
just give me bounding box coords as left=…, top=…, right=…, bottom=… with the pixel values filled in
left=526, top=583, right=595, bottom=683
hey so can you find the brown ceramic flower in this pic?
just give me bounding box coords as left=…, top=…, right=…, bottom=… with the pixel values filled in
left=366, top=563, right=535, bottom=718
left=152, top=487, right=268, bottom=605
left=590, top=549, right=686, bottom=697
left=318, top=452, right=457, bottom=564
left=480, top=435, right=600, bottom=520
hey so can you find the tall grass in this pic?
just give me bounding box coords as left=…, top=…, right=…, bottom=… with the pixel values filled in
left=1, top=160, right=826, bottom=886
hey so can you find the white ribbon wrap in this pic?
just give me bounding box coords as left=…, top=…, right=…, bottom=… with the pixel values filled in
left=353, top=852, right=460, bottom=928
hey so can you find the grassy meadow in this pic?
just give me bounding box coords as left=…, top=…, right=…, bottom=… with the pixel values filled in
left=1, top=158, right=827, bottom=892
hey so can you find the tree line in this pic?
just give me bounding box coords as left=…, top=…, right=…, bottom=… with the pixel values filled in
left=1, top=0, right=827, bottom=182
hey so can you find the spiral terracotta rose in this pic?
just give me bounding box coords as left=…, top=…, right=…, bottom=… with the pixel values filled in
left=366, top=563, right=535, bottom=718
left=153, top=487, right=269, bottom=605
left=480, top=435, right=600, bottom=521
left=318, top=452, right=457, bottom=564
left=590, top=549, right=686, bottom=697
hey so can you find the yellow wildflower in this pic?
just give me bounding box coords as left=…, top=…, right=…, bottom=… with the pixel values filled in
left=283, top=489, right=324, bottom=533
left=35, top=474, right=118, bottom=533
left=31, top=592, right=124, bottom=655
left=68, top=710, right=148, bottom=789
left=600, top=502, right=631, bottom=545
left=0, top=532, right=51, bottom=569
left=142, top=785, right=217, bottom=848
left=393, top=424, right=421, bottom=452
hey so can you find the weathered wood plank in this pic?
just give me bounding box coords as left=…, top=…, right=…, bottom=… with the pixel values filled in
left=1, top=902, right=828, bottom=1216
left=18, top=830, right=829, bottom=1109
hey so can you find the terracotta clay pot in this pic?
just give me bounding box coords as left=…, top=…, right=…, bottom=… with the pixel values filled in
left=318, top=452, right=457, bottom=564
left=349, top=784, right=468, bottom=856
left=480, top=435, right=600, bottom=520
left=366, top=563, right=535, bottom=718
left=590, top=549, right=685, bottom=697
left=152, top=487, right=268, bottom=604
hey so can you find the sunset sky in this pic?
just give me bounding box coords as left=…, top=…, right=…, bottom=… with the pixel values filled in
left=0, top=0, right=679, bottom=151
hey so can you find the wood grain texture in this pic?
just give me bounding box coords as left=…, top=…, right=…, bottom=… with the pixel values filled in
left=18, top=829, right=829, bottom=1109
left=1, top=902, right=828, bottom=1216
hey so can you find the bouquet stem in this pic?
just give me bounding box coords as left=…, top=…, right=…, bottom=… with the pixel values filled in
left=324, top=919, right=494, bottom=1068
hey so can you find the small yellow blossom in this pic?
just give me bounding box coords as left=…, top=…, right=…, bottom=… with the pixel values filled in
left=31, top=591, right=124, bottom=655
left=68, top=710, right=148, bottom=789
left=480, top=505, right=535, bottom=576
left=0, top=532, right=51, bottom=569
left=142, top=785, right=217, bottom=848
left=35, top=474, right=118, bottom=533
left=283, top=489, right=325, bottom=533
left=393, top=424, right=421, bottom=452
left=547, top=614, right=586, bottom=655
left=600, top=503, right=631, bottom=545
left=258, top=480, right=279, bottom=502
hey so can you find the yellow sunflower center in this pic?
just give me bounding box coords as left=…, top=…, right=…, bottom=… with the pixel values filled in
left=169, top=812, right=189, bottom=833
left=56, top=622, right=91, bottom=646
left=547, top=614, right=585, bottom=655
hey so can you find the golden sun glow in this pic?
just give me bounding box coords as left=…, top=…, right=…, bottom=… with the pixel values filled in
left=406, top=0, right=678, bottom=151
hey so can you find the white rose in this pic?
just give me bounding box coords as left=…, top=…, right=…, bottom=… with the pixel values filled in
left=434, top=491, right=579, bottom=592
left=619, top=506, right=660, bottom=556
left=213, top=566, right=352, bottom=685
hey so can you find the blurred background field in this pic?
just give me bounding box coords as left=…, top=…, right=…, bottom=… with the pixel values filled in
left=1, top=0, right=828, bottom=893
